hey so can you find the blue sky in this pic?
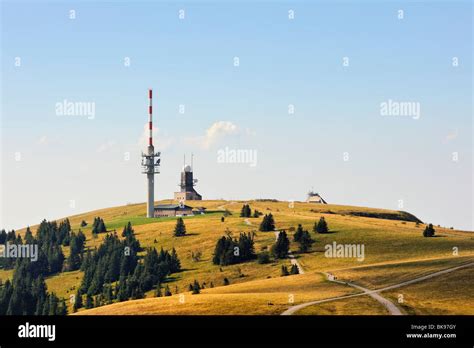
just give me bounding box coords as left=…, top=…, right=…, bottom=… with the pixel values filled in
left=1, top=0, right=472, bottom=231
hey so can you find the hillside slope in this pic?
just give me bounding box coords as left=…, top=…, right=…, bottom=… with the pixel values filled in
left=2, top=200, right=473, bottom=315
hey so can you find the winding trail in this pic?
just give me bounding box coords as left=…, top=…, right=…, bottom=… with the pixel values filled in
left=281, top=261, right=474, bottom=315
left=330, top=275, right=402, bottom=315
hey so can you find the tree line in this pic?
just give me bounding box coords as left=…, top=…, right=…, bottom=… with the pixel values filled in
left=73, top=222, right=181, bottom=311
left=0, top=218, right=75, bottom=315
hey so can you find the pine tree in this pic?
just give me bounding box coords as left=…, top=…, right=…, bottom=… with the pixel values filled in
left=298, top=231, right=314, bottom=253
left=169, top=248, right=181, bottom=273
left=271, top=231, right=290, bottom=259
left=192, top=280, right=201, bottom=294
left=294, top=224, right=304, bottom=242
left=290, top=264, right=299, bottom=275
left=58, top=298, right=68, bottom=315
left=48, top=293, right=59, bottom=315
left=164, top=285, right=172, bottom=296
left=259, top=214, right=275, bottom=231
left=240, top=204, right=246, bottom=217
left=73, top=291, right=83, bottom=312
left=423, top=223, right=435, bottom=237
left=281, top=265, right=289, bottom=276
left=85, top=294, right=93, bottom=309
left=116, top=277, right=129, bottom=302
left=223, top=278, right=230, bottom=286
left=173, top=218, right=186, bottom=237
left=98, top=219, right=106, bottom=233
left=314, top=217, right=329, bottom=234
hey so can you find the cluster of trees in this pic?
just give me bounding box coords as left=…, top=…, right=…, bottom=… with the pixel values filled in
left=281, top=264, right=299, bottom=276
left=293, top=224, right=315, bottom=253
left=240, top=204, right=252, bottom=217
left=74, top=222, right=181, bottom=311
left=174, top=218, right=186, bottom=237
left=212, top=232, right=256, bottom=266
left=154, top=284, right=173, bottom=297
left=423, top=223, right=436, bottom=237
left=313, top=217, right=329, bottom=234
left=6, top=220, right=69, bottom=276
left=259, top=214, right=275, bottom=232
left=0, top=218, right=74, bottom=315
left=0, top=268, right=67, bottom=315
left=92, top=217, right=107, bottom=234
left=271, top=231, right=290, bottom=259
left=239, top=204, right=262, bottom=218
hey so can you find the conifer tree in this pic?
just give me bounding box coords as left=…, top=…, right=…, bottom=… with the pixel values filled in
left=73, top=291, right=83, bottom=312
left=298, top=231, right=314, bottom=253
left=314, top=217, right=329, bottom=234
left=192, top=280, right=201, bottom=294
left=173, top=218, right=186, bottom=237
left=423, top=223, right=435, bottom=237
left=85, top=294, right=93, bottom=309
left=294, top=224, right=304, bottom=242
left=290, top=264, right=299, bottom=275
left=259, top=213, right=275, bottom=231
left=58, top=298, right=68, bottom=315
left=271, top=231, right=290, bottom=259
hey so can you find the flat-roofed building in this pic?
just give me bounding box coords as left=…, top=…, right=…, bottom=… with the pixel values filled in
left=154, top=204, right=194, bottom=217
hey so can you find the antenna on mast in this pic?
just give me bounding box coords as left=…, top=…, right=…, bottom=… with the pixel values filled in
left=141, top=88, right=161, bottom=218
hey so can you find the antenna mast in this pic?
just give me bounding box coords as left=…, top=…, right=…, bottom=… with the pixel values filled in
left=141, top=89, right=161, bottom=218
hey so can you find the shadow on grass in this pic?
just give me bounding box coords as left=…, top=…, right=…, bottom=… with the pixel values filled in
left=174, top=233, right=200, bottom=237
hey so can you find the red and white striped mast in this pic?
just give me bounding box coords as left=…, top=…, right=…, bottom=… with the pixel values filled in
left=142, top=88, right=161, bottom=218
left=148, top=89, right=153, bottom=147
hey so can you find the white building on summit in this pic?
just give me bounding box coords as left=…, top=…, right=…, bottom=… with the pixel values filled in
left=306, top=191, right=327, bottom=204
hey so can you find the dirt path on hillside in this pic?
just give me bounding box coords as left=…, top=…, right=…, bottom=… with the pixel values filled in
left=324, top=273, right=401, bottom=315
left=274, top=231, right=305, bottom=274
left=281, top=261, right=474, bottom=315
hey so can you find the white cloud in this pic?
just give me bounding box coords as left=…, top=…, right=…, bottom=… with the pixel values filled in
left=189, top=121, right=241, bottom=149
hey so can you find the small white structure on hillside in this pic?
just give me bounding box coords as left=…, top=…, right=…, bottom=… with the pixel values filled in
left=306, top=191, right=327, bottom=204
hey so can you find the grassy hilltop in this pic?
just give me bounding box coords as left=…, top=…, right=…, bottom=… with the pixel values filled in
left=2, top=200, right=473, bottom=315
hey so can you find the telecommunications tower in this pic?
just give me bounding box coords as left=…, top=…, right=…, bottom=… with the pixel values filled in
left=141, top=89, right=161, bottom=217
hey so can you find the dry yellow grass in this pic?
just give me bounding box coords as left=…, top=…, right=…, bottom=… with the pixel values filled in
left=383, top=267, right=474, bottom=315
left=331, top=256, right=474, bottom=289
left=75, top=273, right=358, bottom=315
